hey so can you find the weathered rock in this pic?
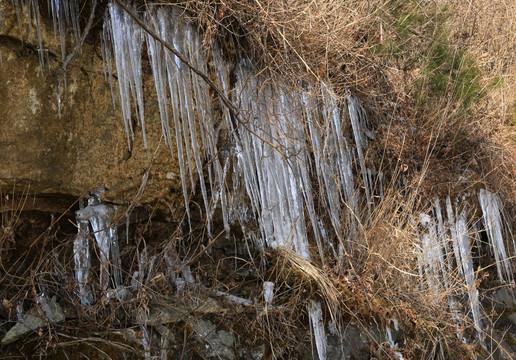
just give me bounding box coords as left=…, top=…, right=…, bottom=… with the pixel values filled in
left=1, top=297, right=65, bottom=345
left=509, top=312, right=516, bottom=326
left=142, top=296, right=226, bottom=326
left=493, top=287, right=516, bottom=308
left=238, top=344, right=266, bottom=360
left=0, top=3, right=184, bottom=214
left=484, top=326, right=516, bottom=360
left=326, top=322, right=383, bottom=360
left=192, top=318, right=235, bottom=360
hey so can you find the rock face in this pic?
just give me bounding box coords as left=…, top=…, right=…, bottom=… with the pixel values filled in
left=0, top=3, right=183, bottom=212
left=1, top=297, right=65, bottom=345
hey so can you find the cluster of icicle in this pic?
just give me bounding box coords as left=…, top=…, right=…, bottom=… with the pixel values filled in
left=74, top=194, right=122, bottom=306
left=100, top=2, right=515, bottom=358
left=99, top=3, right=385, bottom=358
left=417, top=190, right=515, bottom=344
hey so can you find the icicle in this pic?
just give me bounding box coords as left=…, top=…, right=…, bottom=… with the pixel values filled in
left=108, top=2, right=147, bottom=149
left=434, top=198, right=453, bottom=278
left=164, top=240, right=194, bottom=292
left=141, top=326, right=152, bottom=359
left=101, top=17, right=117, bottom=109
left=347, top=95, right=371, bottom=212
left=130, top=271, right=140, bottom=291
left=317, top=85, right=358, bottom=255
left=419, top=212, right=441, bottom=295
left=73, top=215, right=93, bottom=306
left=50, top=0, right=66, bottom=61
left=12, top=0, right=24, bottom=41
left=379, top=171, right=384, bottom=199
left=182, top=265, right=195, bottom=285
left=446, top=197, right=464, bottom=278
left=386, top=318, right=404, bottom=360
left=453, top=205, right=484, bottom=340
left=31, top=0, right=47, bottom=74
left=160, top=326, right=170, bottom=360
left=263, top=281, right=274, bottom=305
left=109, top=218, right=122, bottom=288
left=478, top=189, right=514, bottom=284
left=0, top=6, right=3, bottom=66
left=145, top=8, right=172, bottom=153
left=16, top=301, right=24, bottom=321
left=68, top=0, right=81, bottom=46
left=309, top=300, right=327, bottom=360
left=87, top=201, right=113, bottom=290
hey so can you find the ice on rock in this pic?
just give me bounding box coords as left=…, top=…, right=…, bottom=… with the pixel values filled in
left=103, top=3, right=503, bottom=353
left=74, top=194, right=122, bottom=300
left=12, top=1, right=516, bottom=355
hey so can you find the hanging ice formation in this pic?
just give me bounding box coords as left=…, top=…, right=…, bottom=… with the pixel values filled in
left=74, top=193, right=122, bottom=304
left=10, top=0, right=82, bottom=72
left=417, top=192, right=515, bottom=344
left=386, top=318, right=404, bottom=360
left=478, top=189, right=515, bottom=285
left=98, top=3, right=395, bottom=359
left=74, top=213, right=93, bottom=306
left=101, top=4, right=374, bottom=358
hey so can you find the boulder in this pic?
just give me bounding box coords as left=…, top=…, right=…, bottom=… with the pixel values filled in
left=0, top=3, right=184, bottom=214
left=1, top=297, right=65, bottom=345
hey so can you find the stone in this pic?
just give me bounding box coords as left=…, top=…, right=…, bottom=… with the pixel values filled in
left=508, top=312, right=516, bottom=326
left=326, top=322, right=383, bottom=360
left=140, top=296, right=225, bottom=326
left=192, top=318, right=235, bottom=360
left=1, top=297, right=65, bottom=345
left=1, top=313, right=47, bottom=345
left=493, top=287, right=516, bottom=308
left=238, top=344, right=266, bottom=360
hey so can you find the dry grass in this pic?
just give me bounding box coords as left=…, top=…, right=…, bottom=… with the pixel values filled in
left=175, top=0, right=516, bottom=201
left=184, top=0, right=378, bottom=83
left=449, top=0, right=516, bottom=201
